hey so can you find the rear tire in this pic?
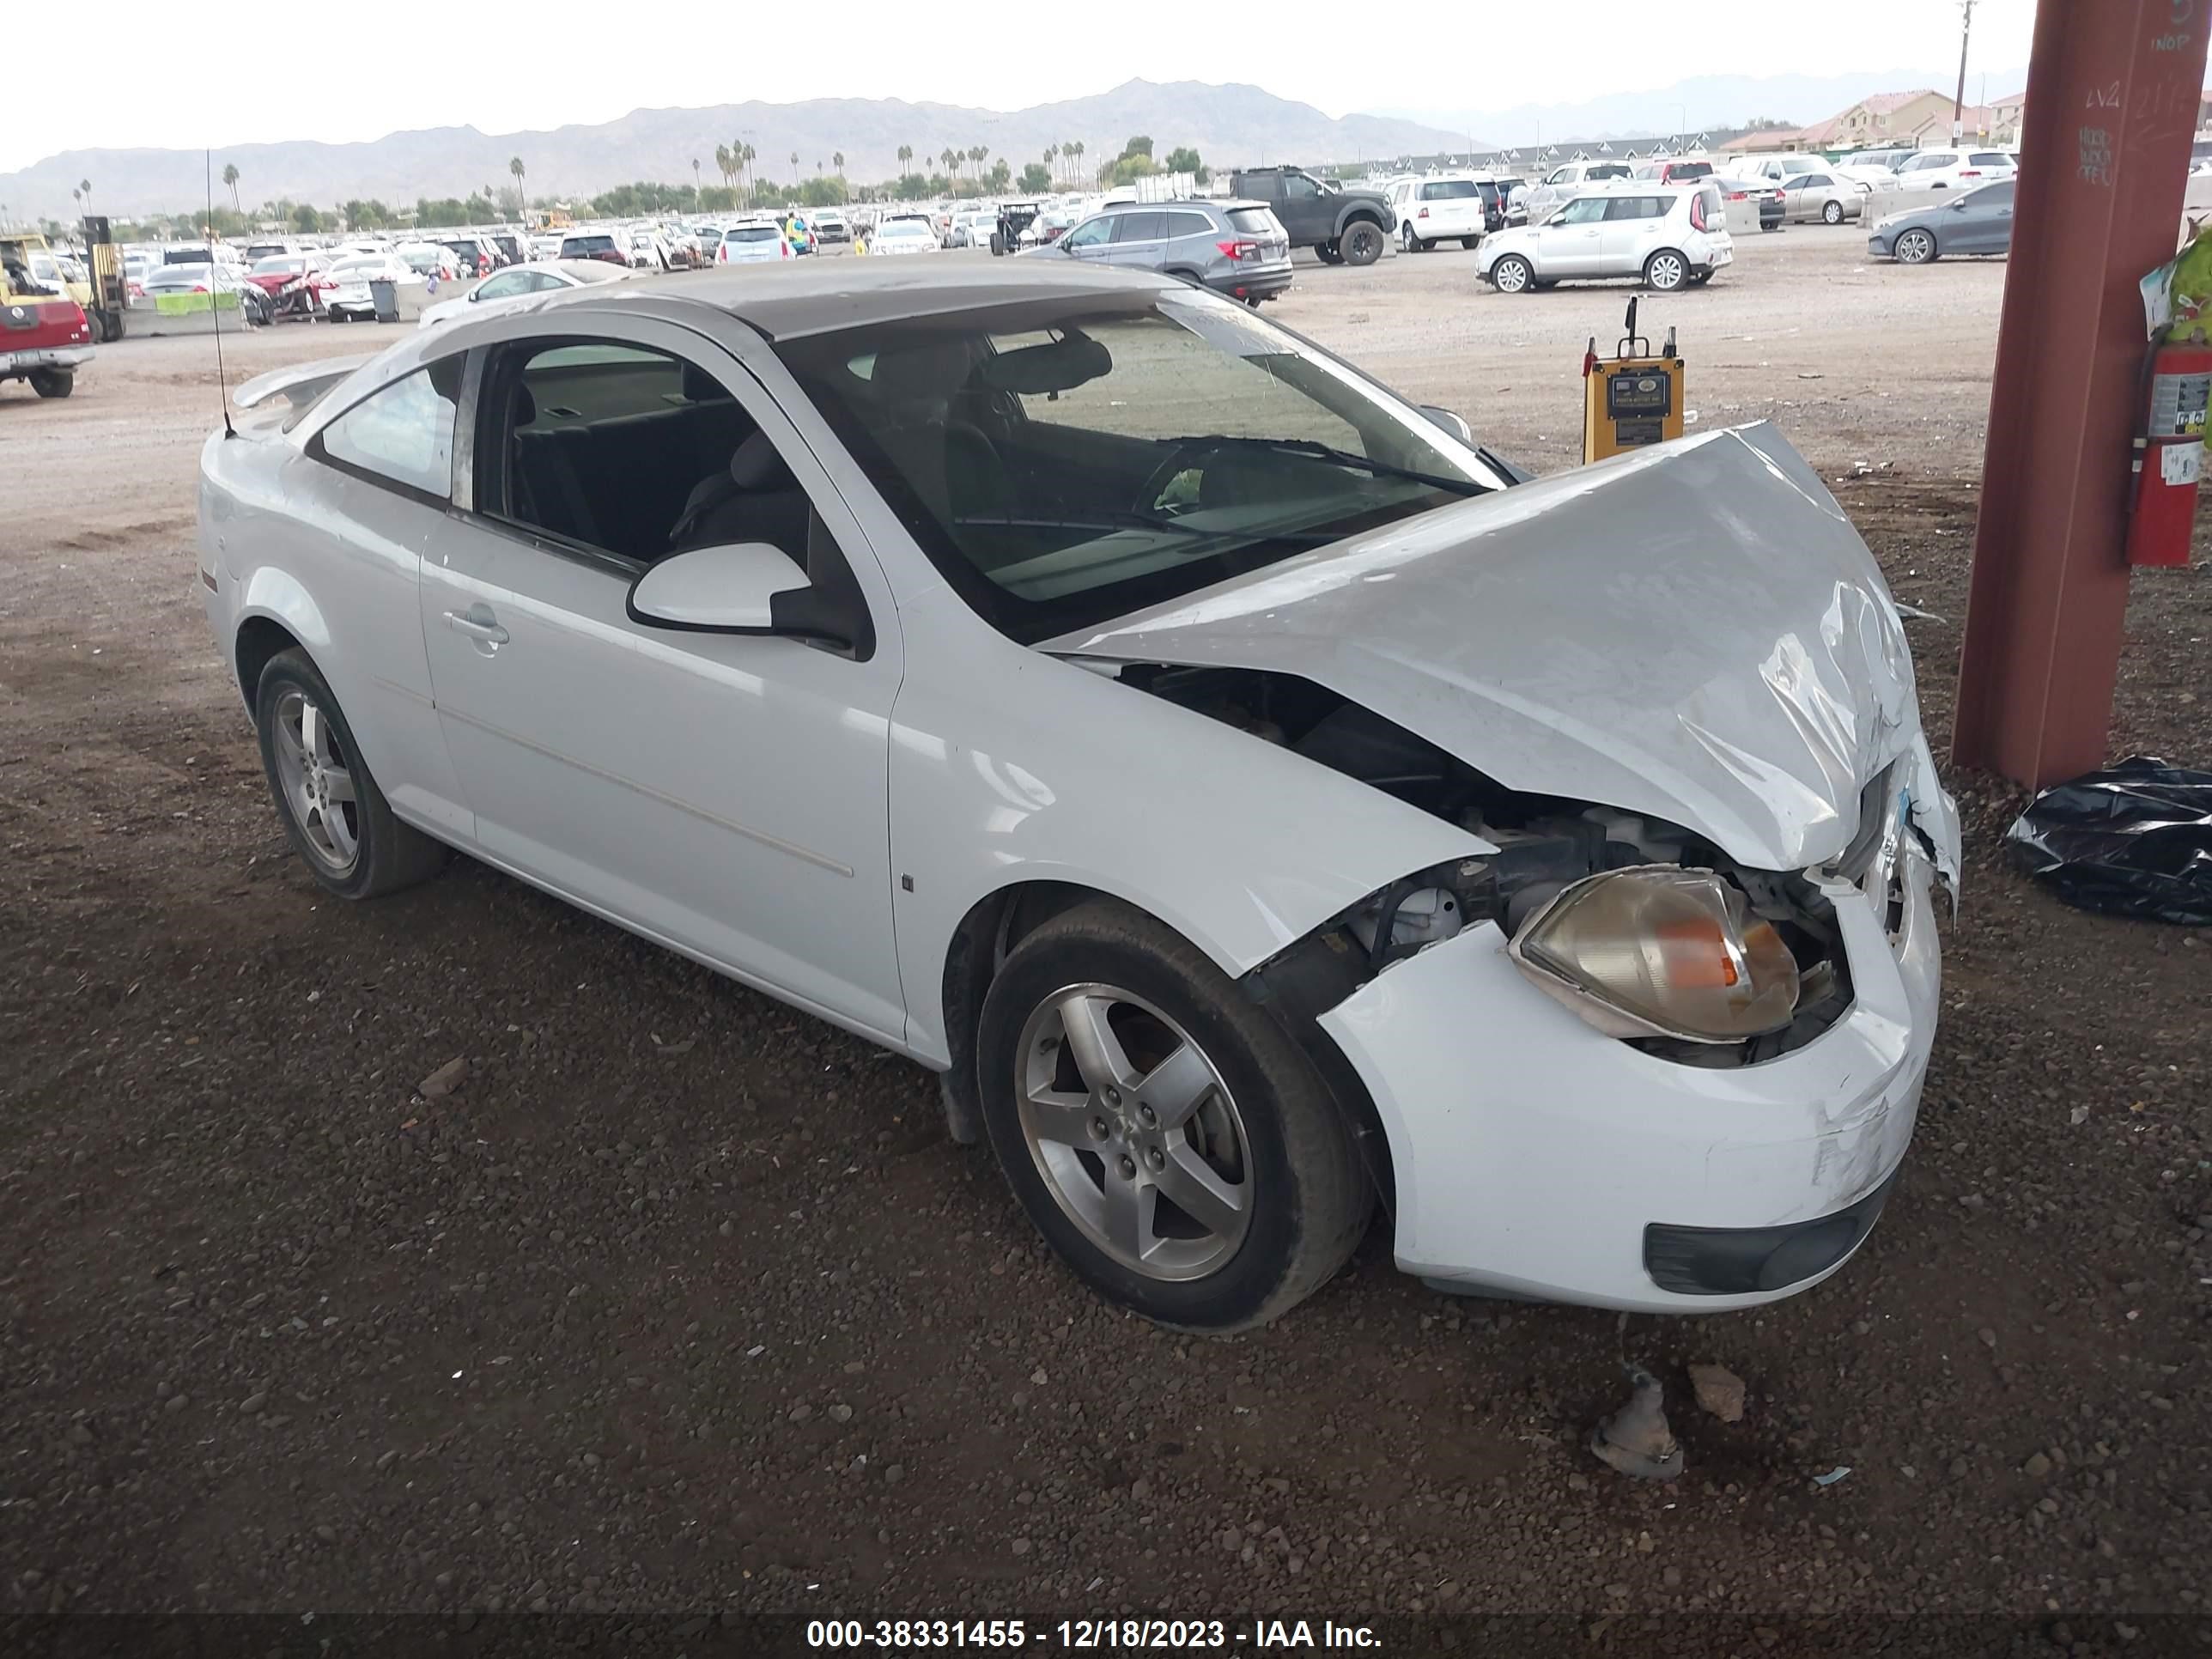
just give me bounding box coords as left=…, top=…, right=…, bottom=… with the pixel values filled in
left=1822, top=199, right=1844, bottom=225
left=253, top=648, right=448, bottom=901
left=1688, top=270, right=1715, bottom=285
left=1461, top=237, right=1479, bottom=250
left=1643, top=249, right=1689, bottom=291
left=975, top=899, right=1371, bottom=1332
left=1340, top=221, right=1385, bottom=266
left=28, top=368, right=72, bottom=398
left=1316, top=240, right=1344, bottom=265
left=1491, top=254, right=1534, bottom=294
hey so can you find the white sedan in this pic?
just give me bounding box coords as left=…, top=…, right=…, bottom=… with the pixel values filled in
left=320, top=254, right=425, bottom=322
left=866, top=216, right=940, bottom=256
left=417, top=258, right=634, bottom=327
left=198, top=261, right=1958, bottom=1328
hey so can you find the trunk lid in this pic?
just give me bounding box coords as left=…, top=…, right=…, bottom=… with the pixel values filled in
left=1040, top=422, right=1923, bottom=872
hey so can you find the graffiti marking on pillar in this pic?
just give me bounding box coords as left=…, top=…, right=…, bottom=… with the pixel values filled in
left=2078, top=125, right=2116, bottom=187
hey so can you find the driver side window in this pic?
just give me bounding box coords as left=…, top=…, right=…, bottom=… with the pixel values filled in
left=1061, top=218, right=1111, bottom=251
left=477, top=337, right=814, bottom=571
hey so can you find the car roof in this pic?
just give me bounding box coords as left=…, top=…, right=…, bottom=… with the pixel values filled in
left=419, top=259, right=1179, bottom=353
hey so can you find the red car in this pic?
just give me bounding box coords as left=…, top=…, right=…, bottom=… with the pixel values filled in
left=1, top=293, right=94, bottom=398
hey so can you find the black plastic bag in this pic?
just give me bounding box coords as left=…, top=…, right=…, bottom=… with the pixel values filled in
left=2004, top=756, right=2212, bottom=924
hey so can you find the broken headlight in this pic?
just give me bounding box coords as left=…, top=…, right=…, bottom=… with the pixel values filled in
left=1508, top=866, right=1801, bottom=1043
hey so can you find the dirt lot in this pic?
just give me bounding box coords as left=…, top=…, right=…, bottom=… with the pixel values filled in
left=3, top=228, right=2209, bottom=1646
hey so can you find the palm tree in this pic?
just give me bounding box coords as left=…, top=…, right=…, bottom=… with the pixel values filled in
left=1071, top=140, right=1085, bottom=182
left=1044, top=144, right=1059, bottom=185
left=222, top=163, right=240, bottom=211
left=691, top=157, right=702, bottom=207
left=897, top=144, right=913, bottom=176
left=789, top=150, right=799, bottom=185
left=939, top=147, right=957, bottom=180
left=832, top=153, right=847, bottom=202
left=740, top=143, right=757, bottom=205
left=969, top=145, right=988, bottom=179
left=508, top=155, right=526, bottom=214
left=79, top=178, right=91, bottom=210
left=715, top=143, right=732, bottom=190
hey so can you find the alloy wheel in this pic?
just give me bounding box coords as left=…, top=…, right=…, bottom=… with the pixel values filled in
left=1823, top=199, right=1844, bottom=225
left=270, top=687, right=361, bottom=874
left=1493, top=256, right=1531, bottom=293
left=1896, top=228, right=1936, bottom=264
left=1646, top=251, right=1687, bottom=291
left=1014, top=983, right=1253, bottom=1281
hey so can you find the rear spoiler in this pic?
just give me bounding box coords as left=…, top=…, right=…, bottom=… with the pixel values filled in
left=231, top=353, right=372, bottom=411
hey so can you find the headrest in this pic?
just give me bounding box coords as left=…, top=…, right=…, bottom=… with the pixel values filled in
left=683, top=361, right=727, bottom=403
left=511, top=383, right=536, bottom=426
left=729, top=429, right=791, bottom=489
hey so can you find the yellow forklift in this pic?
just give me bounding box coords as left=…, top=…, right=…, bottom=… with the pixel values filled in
left=80, top=216, right=127, bottom=341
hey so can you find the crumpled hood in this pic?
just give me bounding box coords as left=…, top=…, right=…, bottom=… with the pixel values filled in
left=1042, top=422, right=1941, bottom=873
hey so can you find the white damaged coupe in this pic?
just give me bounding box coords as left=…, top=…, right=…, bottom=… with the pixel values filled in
left=199, top=262, right=1960, bottom=1329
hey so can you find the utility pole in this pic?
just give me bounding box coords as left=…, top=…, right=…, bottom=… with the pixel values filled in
left=1954, top=0, right=1975, bottom=143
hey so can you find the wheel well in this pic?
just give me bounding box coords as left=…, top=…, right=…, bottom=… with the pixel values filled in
left=234, top=616, right=301, bottom=703
left=1163, top=267, right=1201, bottom=285
left=937, top=880, right=1396, bottom=1216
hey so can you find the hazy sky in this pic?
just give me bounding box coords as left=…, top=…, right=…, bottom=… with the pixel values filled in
left=5, top=0, right=2032, bottom=172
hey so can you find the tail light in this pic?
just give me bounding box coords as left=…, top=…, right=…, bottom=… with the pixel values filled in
left=191, top=285, right=208, bottom=293
left=1417, top=206, right=1430, bottom=219
left=1959, top=169, right=1982, bottom=178
left=1689, top=191, right=1711, bottom=232
left=1215, top=239, right=1261, bottom=262
left=1726, top=191, right=1747, bottom=201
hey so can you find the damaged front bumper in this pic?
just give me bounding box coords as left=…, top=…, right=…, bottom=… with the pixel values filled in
left=1318, top=817, right=1947, bottom=1314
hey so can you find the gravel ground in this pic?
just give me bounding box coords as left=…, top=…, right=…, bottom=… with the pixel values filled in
left=2, top=230, right=2209, bottom=1645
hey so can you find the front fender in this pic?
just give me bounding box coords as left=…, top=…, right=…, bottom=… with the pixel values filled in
left=887, top=587, right=1480, bottom=1065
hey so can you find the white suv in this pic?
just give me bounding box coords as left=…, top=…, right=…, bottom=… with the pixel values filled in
left=1892, top=149, right=2017, bottom=190
left=1521, top=160, right=1634, bottom=225
left=1476, top=182, right=1732, bottom=294
left=1388, top=175, right=1488, bottom=251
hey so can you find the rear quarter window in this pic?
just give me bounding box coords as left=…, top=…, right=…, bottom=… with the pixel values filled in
left=1225, top=208, right=1278, bottom=236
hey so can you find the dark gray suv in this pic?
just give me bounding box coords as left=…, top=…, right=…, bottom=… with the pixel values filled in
left=1025, top=199, right=1294, bottom=305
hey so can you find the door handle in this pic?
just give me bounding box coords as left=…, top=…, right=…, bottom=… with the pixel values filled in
left=444, top=609, right=509, bottom=645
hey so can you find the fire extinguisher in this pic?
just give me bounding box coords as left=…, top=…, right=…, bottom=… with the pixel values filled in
left=2124, top=337, right=2212, bottom=567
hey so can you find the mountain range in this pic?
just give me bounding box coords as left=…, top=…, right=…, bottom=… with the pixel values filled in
left=1376, top=68, right=2029, bottom=149
left=0, top=82, right=1474, bottom=221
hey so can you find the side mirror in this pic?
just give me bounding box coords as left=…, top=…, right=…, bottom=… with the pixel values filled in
left=626, top=542, right=810, bottom=634
left=1418, top=405, right=1475, bottom=446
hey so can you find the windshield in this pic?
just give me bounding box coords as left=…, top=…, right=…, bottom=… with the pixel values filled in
left=727, top=227, right=779, bottom=243
left=775, top=291, right=1505, bottom=642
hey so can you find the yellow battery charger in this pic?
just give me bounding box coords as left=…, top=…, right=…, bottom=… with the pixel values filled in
left=1583, top=298, right=1684, bottom=463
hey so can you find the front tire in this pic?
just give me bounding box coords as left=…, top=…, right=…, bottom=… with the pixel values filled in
left=1643, top=249, right=1689, bottom=291
left=1822, top=199, right=1844, bottom=225
left=1340, top=221, right=1385, bottom=266
left=1491, top=253, right=1534, bottom=294
left=253, top=648, right=447, bottom=900
left=1894, top=228, right=1937, bottom=264
left=975, top=900, right=1371, bottom=1332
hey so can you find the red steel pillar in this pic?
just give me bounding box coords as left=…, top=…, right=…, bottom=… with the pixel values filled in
left=1953, top=0, right=2211, bottom=787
